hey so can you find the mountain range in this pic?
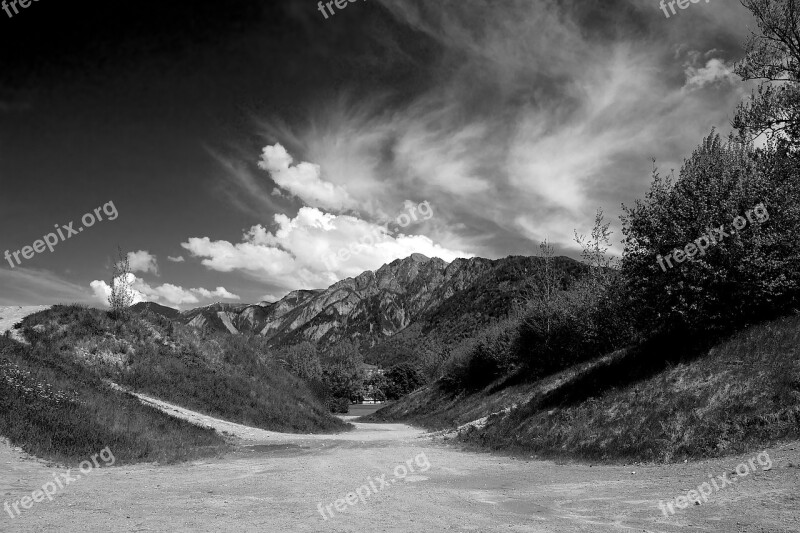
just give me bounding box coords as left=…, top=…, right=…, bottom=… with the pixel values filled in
left=133, top=253, right=586, bottom=366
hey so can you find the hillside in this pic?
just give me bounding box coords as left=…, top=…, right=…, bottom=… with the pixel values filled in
left=367, top=314, right=800, bottom=463
left=171, top=254, right=586, bottom=370
left=0, top=333, right=226, bottom=465
left=131, top=301, right=182, bottom=320
left=15, top=305, right=350, bottom=435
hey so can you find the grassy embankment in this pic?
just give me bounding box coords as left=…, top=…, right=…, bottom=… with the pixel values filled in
left=368, top=314, right=800, bottom=463
left=0, top=334, right=226, bottom=465
left=8, top=305, right=349, bottom=448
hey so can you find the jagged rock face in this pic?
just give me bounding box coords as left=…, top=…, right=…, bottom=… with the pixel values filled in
left=249, top=255, right=456, bottom=346
left=174, top=254, right=583, bottom=351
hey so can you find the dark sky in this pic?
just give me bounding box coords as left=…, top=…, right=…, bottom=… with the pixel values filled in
left=0, top=0, right=756, bottom=308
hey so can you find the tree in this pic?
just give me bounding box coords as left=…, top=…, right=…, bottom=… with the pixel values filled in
left=363, top=372, right=388, bottom=402
left=321, top=339, right=365, bottom=405
left=621, top=133, right=800, bottom=337
left=284, top=342, right=322, bottom=381
left=108, top=247, right=135, bottom=321
left=383, top=363, right=425, bottom=400
left=514, top=211, right=633, bottom=377
left=734, top=0, right=800, bottom=147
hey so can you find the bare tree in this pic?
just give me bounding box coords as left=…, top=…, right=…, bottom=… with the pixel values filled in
left=734, top=0, right=800, bottom=145
left=108, top=247, right=135, bottom=320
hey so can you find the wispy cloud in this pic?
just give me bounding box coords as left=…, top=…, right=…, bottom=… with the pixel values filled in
left=241, top=0, right=754, bottom=256
left=0, top=268, right=94, bottom=306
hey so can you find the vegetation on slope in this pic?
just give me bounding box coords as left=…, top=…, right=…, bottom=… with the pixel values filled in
left=0, top=334, right=226, bottom=465
left=458, top=314, right=800, bottom=462
left=369, top=0, right=800, bottom=462
left=17, top=305, right=350, bottom=434
left=369, top=314, right=800, bottom=462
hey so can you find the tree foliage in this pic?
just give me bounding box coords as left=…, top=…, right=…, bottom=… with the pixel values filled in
left=283, top=341, right=322, bottom=382
left=382, top=363, right=426, bottom=400
left=621, top=133, right=800, bottom=336
left=321, top=339, right=364, bottom=405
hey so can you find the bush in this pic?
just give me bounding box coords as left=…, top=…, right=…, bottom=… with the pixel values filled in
left=621, top=134, right=800, bottom=338
left=327, top=397, right=350, bottom=414
left=440, top=318, right=520, bottom=392
left=383, top=363, right=426, bottom=400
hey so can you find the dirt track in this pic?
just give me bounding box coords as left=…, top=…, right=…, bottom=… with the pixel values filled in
left=2, top=403, right=799, bottom=533
left=1, top=308, right=799, bottom=532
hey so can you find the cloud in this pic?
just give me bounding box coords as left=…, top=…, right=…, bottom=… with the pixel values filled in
left=127, top=250, right=159, bottom=275
left=241, top=0, right=754, bottom=258
left=182, top=206, right=472, bottom=289
left=684, top=58, right=739, bottom=90
left=90, top=275, right=239, bottom=308
left=206, top=147, right=285, bottom=218
left=90, top=274, right=147, bottom=306
left=167, top=255, right=185, bottom=263
left=0, top=268, right=94, bottom=306
left=258, top=143, right=358, bottom=212
left=190, top=287, right=241, bottom=300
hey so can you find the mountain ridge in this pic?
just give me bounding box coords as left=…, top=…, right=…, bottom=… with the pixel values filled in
left=134, top=254, right=587, bottom=366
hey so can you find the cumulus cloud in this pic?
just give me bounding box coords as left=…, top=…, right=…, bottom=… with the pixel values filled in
left=190, top=287, right=241, bottom=300
left=90, top=274, right=146, bottom=306
left=257, top=143, right=358, bottom=212
left=127, top=250, right=159, bottom=275
left=90, top=275, right=239, bottom=308
left=182, top=206, right=472, bottom=289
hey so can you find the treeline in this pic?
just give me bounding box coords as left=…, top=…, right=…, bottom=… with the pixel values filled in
left=438, top=0, right=800, bottom=392
left=274, top=340, right=424, bottom=413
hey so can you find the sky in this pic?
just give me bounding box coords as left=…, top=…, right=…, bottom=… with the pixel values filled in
left=0, top=0, right=757, bottom=308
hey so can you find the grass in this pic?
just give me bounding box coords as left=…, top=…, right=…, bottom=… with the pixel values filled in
left=0, top=335, right=227, bottom=466
left=370, top=314, right=800, bottom=463
left=18, top=305, right=351, bottom=434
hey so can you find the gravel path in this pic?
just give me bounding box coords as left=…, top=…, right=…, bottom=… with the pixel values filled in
left=1, top=400, right=798, bottom=532
left=1, top=307, right=798, bottom=532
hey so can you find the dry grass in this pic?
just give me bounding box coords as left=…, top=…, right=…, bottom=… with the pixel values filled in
left=372, top=314, right=800, bottom=463
left=0, top=335, right=227, bottom=466
left=17, top=305, right=350, bottom=435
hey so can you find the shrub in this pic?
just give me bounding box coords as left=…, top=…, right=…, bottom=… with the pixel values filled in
left=621, top=134, right=800, bottom=338
left=440, top=317, right=520, bottom=392
left=327, top=397, right=350, bottom=414
left=383, top=363, right=426, bottom=400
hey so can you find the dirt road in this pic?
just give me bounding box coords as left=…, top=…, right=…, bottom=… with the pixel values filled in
left=2, top=401, right=799, bottom=533
left=1, top=310, right=798, bottom=532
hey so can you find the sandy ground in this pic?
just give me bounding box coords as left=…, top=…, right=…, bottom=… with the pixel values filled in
left=1, top=402, right=798, bottom=533
left=0, top=306, right=50, bottom=344
left=1, top=308, right=799, bottom=532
